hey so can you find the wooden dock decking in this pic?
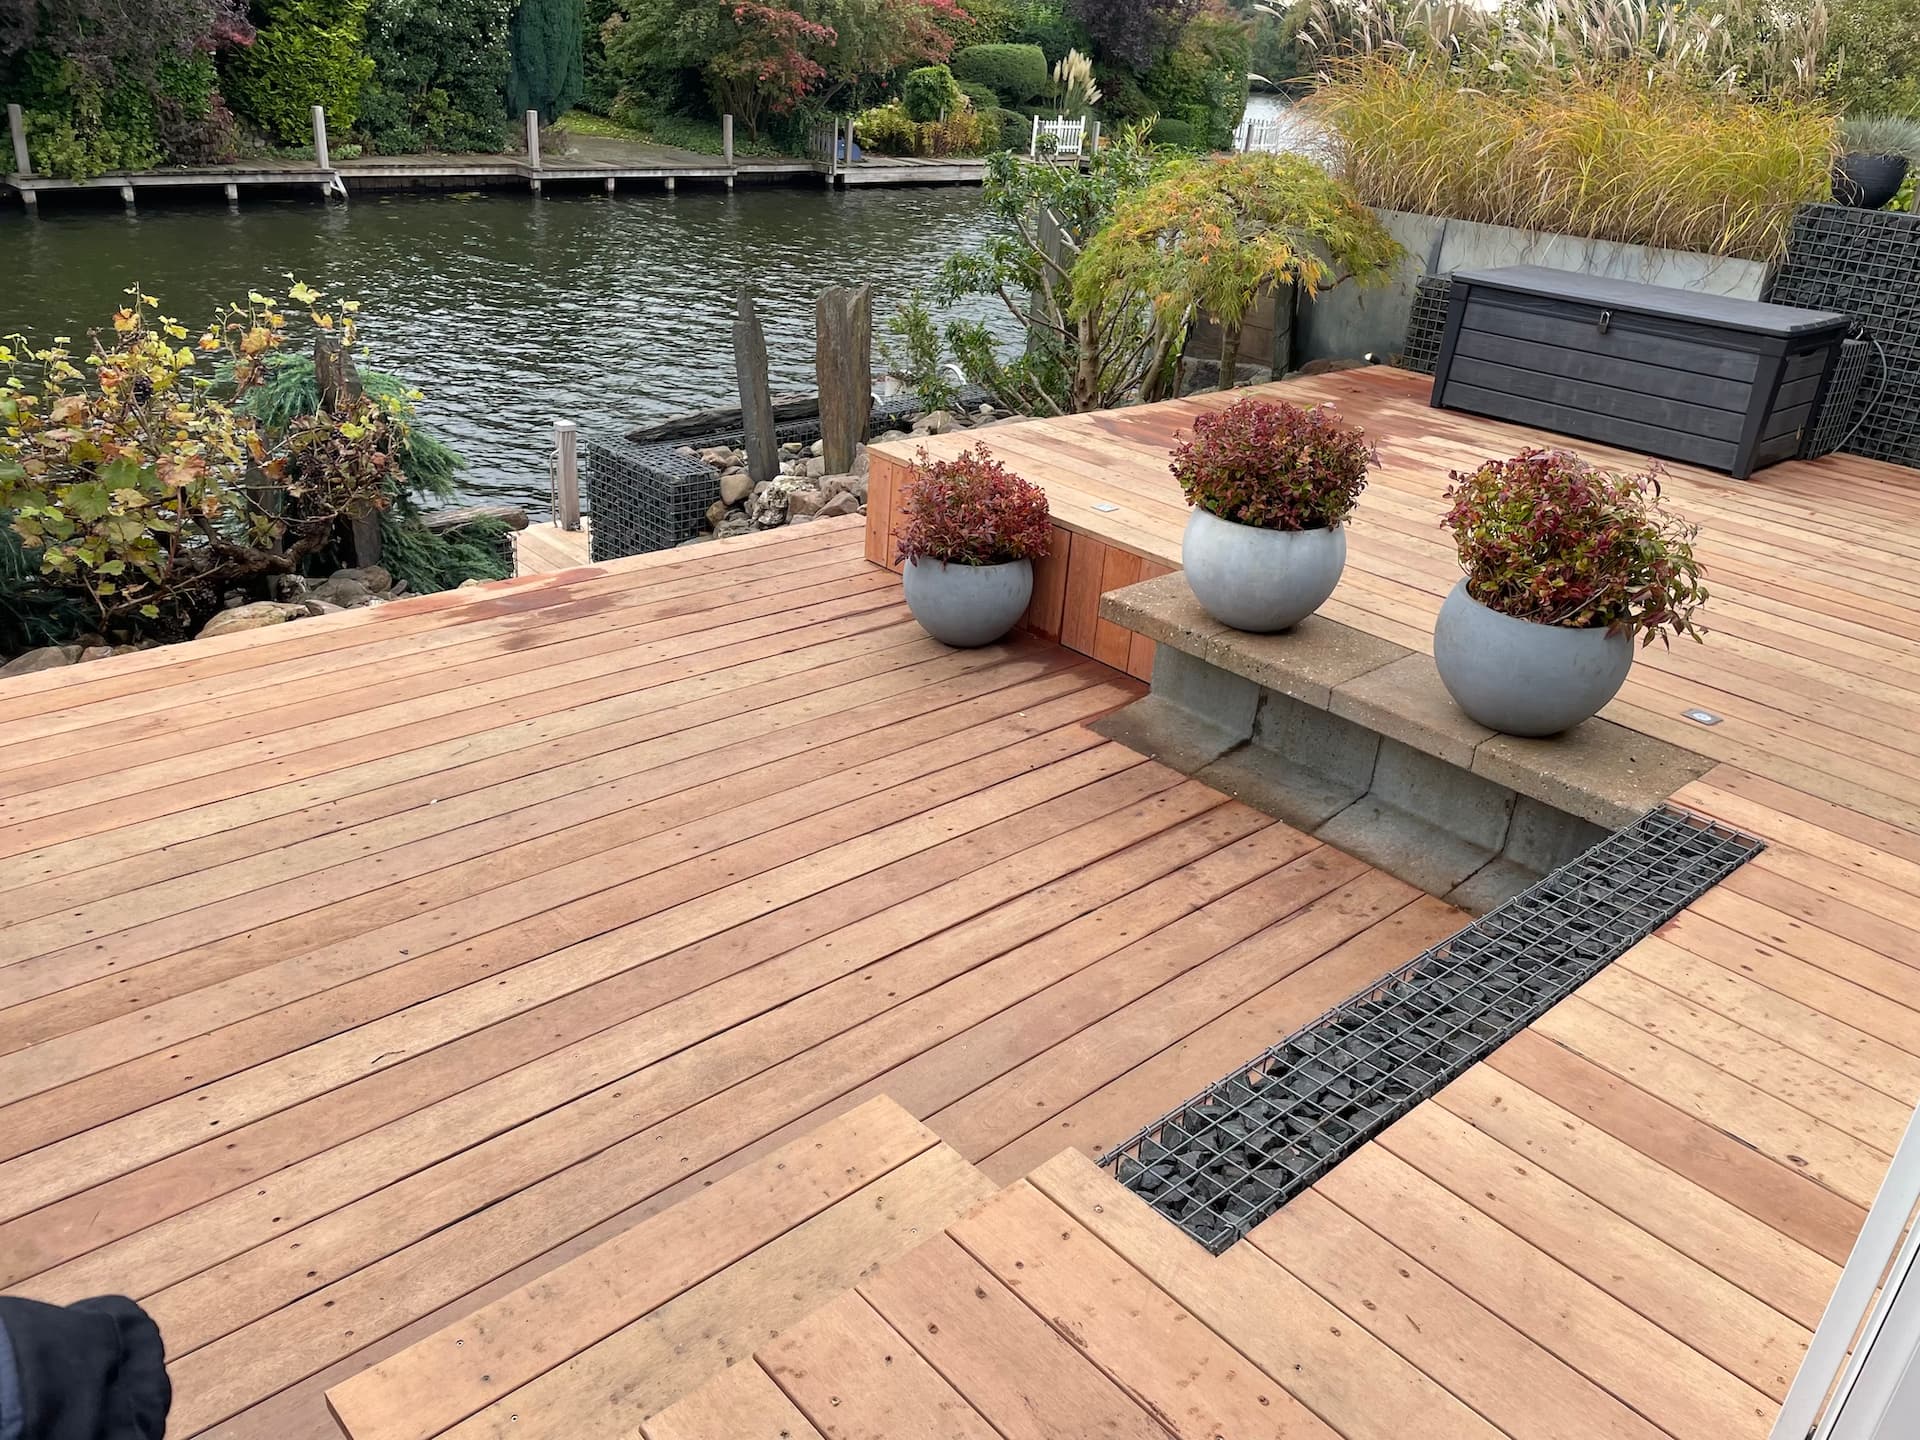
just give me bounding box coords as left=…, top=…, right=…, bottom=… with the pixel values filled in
left=0, top=516, right=1459, bottom=1438
left=3, top=372, right=1919, bottom=1438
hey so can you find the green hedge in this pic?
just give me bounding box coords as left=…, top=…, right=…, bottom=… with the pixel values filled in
left=1148, top=116, right=1197, bottom=148
left=952, top=44, right=1049, bottom=106
left=957, top=80, right=998, bottom=113
left=987, top=106, right=1030, bottom=152
left=223, top=0, right=376, bottom=144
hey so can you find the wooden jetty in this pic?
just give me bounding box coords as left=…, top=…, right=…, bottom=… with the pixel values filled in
left=4, top=105, right=984, bottom=211
left=1, top=371, right=1916, bottom=1439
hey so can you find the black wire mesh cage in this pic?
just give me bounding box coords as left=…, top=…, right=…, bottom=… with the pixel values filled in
left=581, top=386, right=999, bottom=562
left=1801, top=336, right=1874, bottom=460
left=1770, top=204, right=1920, bottom=469
left=1099, top=806, right=1764, bottom=1254
left=584, top=438, right=721, bottom=561
left=1398, top=273, right=1454, bottom=375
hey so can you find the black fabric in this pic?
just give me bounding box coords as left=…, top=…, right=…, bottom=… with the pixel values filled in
left=0, top=1297, right=169, bottom=1440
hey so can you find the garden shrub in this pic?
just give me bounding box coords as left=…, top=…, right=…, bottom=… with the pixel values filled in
left=952, top=43, right=1048, bottom=104
left=957, top=79, right=997, bottom=111
left=895, top=445, right=1052, bottom=566
left=902, top=62, right=960, bottom=121
left=1146, top=114, right=1194, bottom=147
left=1171, top=399, right=1374, bottom=532
left=1009, top=5, right=1084, bottom=65
left=1442, top=449, right=1707, bottom=643
left=1137, top=13, right=1247, bottom=150
left=987, top=105, right=1026, bottom=149
left=855, top=98, right=986, bottom=155
left=154, top=54, right=241, bottom=164
left=357, top=0, right=512, bottom=154
left=223, top=0, right=376, bottom=145
left=854, top=100, right=920, bottom=153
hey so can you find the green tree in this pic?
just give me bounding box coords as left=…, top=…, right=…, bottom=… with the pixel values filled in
left=1073, top=151, right=1401, bottom=386
left=508, top=0, right=584, bottom=122
left=1828, top=0, right=1920, bottom=116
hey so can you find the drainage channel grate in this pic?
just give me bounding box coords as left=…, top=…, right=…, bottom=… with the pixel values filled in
left=1098, top=805, right=1763, bottom=1253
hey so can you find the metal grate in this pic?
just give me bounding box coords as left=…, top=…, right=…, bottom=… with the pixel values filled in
left=1398, top=273, right=1454, bottom=375
left=1770, top=204, right=1920, bottom=470
left=1099, top=806, right=1764, bottom=1253
left=1802, top=336, right=1876, bottom=460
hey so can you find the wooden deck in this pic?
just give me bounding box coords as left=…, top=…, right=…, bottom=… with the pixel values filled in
left=7, top=373, right=1920, bottom=1437
left=0, top=515, right=1458, bottom=1438
left=512, top=520, right=591, bottom=575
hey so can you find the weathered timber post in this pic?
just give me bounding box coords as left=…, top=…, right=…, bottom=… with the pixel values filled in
left=119, top=183, right=135, bottom=212
left=316, top=335, right=382, bottom=566
left=552, top=421, right=581, bottom=531
left=311, top=105, right=330, bottom=170
left=844, top=116, right=857, bottom=179
left=733, top=286, right=779, bottom=486
left=224, top=181, right=239, bottom=206
left=525, top=110, right=541, bottom=168
left=723, top=115, right=735, bottom=166
left=816, top=285, right=873, bottom=477
left=7, top=104, right=30, bottom=177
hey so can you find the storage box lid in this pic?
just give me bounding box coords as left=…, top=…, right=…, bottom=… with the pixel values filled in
left=1453, top=264, right=1850, bottom=338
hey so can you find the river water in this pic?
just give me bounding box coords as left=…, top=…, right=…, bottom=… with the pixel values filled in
left=0, top=184, right=1011, bottom=514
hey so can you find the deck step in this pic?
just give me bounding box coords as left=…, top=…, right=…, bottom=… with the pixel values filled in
left=323, top=1096, right=994, bottom=1440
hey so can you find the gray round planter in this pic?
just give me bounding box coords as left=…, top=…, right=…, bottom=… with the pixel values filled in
left=1433, top=580, right=1634, bottom=737
left=1182, top=507, right=1347, bottom=633
left=902, top=556, right=1034, bottom=648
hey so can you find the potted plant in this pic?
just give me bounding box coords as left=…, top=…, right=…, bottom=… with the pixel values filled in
left=1171, top=397, right=1375, bottom=632
left=1835, top=115, right=1920, bottom=210
left=896, top=444, right=1052, bottom=647
left=1434, top=449, right=1708, bottom=737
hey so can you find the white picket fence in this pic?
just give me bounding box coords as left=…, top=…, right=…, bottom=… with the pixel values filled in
left=1238, top=117, right=1290, bottom=154
left=1029, top=114, right=1091, bottom=160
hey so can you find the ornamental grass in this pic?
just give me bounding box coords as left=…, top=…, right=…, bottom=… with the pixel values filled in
left=1305, top=59, right=1837, bottom=260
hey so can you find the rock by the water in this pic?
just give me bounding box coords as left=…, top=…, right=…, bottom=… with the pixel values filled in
left=698, top=445, right=734, bottom=467
left=0, top=645, right=82, bottom=678
left=303, top=600, right=346, bottom=616
left=312, top=576, right=376, bottom=609
left=806, top=438, right=825, bottom=457
left=850, top=447, right=870, bottom=478
left=459, top=577, right=488, bottom=588
left=333, top=565, right=393, bottom=595
left=786, top=485, right=829, bottom=519
left=746, top=482, right=790, bottom=529
left=705, top=499, right=730, bottom=528
left=912, top=409, right=955, bottom=436
left=715, top=513, right=754, bottom=540
left=719, top=471, right=753, bottom=506
left=199, top=602, right=308, bottom=639
left=817, top=491, right=863, bottom=519
left=803, top=456, right=827, bottom=479
left=823, top=474, right=868, bottom=507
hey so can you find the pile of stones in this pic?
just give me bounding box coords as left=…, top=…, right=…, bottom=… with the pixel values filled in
left=676, top=400, right=1023, bottom=547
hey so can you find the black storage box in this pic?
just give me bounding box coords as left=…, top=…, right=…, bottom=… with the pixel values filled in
left=1430, top=265, right=1850, bottom=478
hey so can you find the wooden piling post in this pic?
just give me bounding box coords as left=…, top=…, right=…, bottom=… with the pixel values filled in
left=552, top=421, right=581, bottom=531
left=816, top=284, right=872, bottom=477
left=316, top=334, right=382, bottom=565
left=525, top=110, right=541, bottom=168
left=224, top=181, right=239, bottom=205
left=723, top=115, right=735, bottom=165
left=604, top=176, right=614, bottom=194
left=733, top=286, right=779, bottom=486
left=843, top=116, right=857, bottom=178
left=664, top=175, right=675, bottom=192
left=7, top=103, right=30, bottom=177
left=120, top=183, right=135, bottom=212
left=312, top=105, right=330, bottom=170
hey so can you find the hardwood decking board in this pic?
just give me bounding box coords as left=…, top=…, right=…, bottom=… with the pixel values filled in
left=1317, top=1145, right=1777, bottom=1440
left=1431, top=1064, right=1840, bottom=1329
left=641, top=1362, right=827, bottom=1440
left=1029, top=1150, right=1501, bottom=1440
left=324, top=1096, right=936, bottom=1440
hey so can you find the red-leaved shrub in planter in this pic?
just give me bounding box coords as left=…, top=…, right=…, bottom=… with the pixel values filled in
left=1171, top=398, right=1375, bottom=531
left=1442, top=448, right=1708, bottom=645
left=896, top=445, right=1053, bottom=566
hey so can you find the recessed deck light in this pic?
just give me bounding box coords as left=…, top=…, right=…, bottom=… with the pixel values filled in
left=1683, top=708, right=1723, bottom=725
left=1090, top=501, right=1119, bottom=513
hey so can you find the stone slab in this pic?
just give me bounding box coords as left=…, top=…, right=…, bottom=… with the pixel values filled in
left=1092, top=695, right=1245, bottom=775
left=1330, top=653, right=1495, bottom=770
left=1473, top=720, right=1712, bottom=831
left=1369, top=738, right=1515, bottom=853
left=1150, top=645, right=1260, bottom=742
left=1253, top=688, right=1382, bottom=797
left=1318, top=796, right=1496, bottom=897
left=1198, top=746, right=1369, bottom=833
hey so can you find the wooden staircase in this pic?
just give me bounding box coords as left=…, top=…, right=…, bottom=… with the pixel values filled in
left=322, top=1097, right=993, bottom=1440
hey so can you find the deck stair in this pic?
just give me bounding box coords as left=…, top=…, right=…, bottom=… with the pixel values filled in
left=644, top=1146, right=1500, bottom=1440
left=322, top=1096, right=993, bottom=1440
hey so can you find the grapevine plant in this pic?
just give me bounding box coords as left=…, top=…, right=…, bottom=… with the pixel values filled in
left=0, top=280, right=406, bottom=637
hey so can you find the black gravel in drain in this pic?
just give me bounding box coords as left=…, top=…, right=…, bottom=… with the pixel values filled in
left=1099, top=806, right=1763, bottom=1253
